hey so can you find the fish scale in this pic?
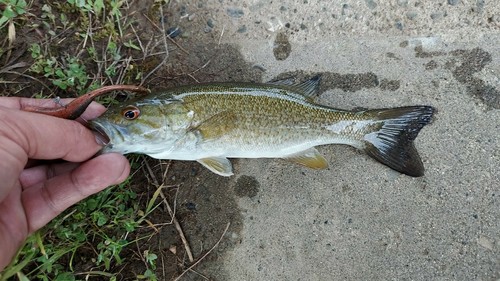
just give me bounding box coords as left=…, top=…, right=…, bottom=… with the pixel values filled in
left=189, top=96, right=346, bottom=148
left=91, top=76, right=435, bottom=177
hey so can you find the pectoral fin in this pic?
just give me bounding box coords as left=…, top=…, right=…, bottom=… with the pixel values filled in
left=197, top=157, right=234, bottom=176
left=193, top=111, right=237, bottom=140
left=283, top=148, right=329, bottom=169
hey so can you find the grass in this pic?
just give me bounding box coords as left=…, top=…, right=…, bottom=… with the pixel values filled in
left=1, top=158, right=170, bottom=281
left=0, top=0, right=176, bottom=280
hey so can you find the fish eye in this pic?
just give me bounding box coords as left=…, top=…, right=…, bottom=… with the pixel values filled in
left=122, top=105, right=140, bottom=120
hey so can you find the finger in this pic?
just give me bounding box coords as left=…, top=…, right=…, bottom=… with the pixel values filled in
left=20, top=162, right=80, bottom=188
left=0, top=97, right=106, bottom=120
left=0, top=107, right=103, bottom=162
left=21, top=153, right=130, bottom=232
left=0, top=186, right=28, bottom=270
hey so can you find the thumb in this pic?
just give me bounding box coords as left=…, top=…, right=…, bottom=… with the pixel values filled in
left=22, top=153, right=131, bottom=232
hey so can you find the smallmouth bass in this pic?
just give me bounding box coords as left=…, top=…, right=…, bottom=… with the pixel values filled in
left=91, top=76, right=435, bottom=177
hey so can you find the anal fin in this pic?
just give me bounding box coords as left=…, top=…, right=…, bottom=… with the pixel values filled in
left=283, top=148, right=329, bottom=169
left=197, top=157, right=234, bottom=176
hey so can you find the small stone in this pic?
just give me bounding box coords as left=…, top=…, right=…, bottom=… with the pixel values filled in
left=341, top=4, right=349, bottom=15
left=406, top=11, right=418, bottom=20
left=227, top=8, right=244, bottom=18
left=237, top=25, right=247, bottom=33
left=185, top=202, right=196, bottom=210
left=475, top=0, right=485, bottom=13
left=447, top=0, right=460, bottom=5
left=430, top=12, right=443, bottom=20
left=397, top=0, right=408, bottom=7
left=207, top=19, right=215, bottom=28
left=252, top=64, right=266, bottom=72
left=166, top=27, right=181, bottom=38
left=266, top=17, right=284, bottom=32
left=477, top=236, right=493, bottom=250
left=169, top=246, right=177, bottom=254
left=364, top=0, right=377, bottom=10
left=386, top=52, right=399, bottom=60
left=395, top=21, right=403, bottom=30
left=180, top=6, right=187, bottom=16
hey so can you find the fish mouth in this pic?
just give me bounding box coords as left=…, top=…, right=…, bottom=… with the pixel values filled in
left=90, top=121, right=113, bottom=147
left=90, top=120, right=132, bottom=154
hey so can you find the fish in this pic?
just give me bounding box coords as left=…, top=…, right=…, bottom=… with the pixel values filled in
left=90, top=75, right=435, bottom=177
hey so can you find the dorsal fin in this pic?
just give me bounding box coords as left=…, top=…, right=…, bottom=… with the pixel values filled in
left=267, top=75, right=321, bottom=97
left=267, top=77, right=295, bottom=86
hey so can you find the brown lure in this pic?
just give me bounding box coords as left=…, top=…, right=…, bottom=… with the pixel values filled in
left=22, top=85, right=149, bottom=119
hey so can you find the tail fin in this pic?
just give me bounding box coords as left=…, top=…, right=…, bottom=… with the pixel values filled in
left=363, top=106, right=435, bottom=177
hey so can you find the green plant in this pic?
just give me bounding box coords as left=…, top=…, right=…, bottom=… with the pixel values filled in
left=0, top=0, right=28, bottom=48
left=29, top=44, right=89, bottom=93
left=138, top=269, right=158, bottom=281
left=0, top=0, right=27, bottom=28
left=67, top=0, right=105, bottom=16
left=1, top=0, right=173, bottom=278
left=0, top=174, right=160, bottom=280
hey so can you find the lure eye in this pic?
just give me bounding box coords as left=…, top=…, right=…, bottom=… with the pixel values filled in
left=122, top=106, right=140, bottom=120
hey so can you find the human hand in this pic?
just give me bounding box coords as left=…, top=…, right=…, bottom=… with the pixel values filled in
left=0, top=97, right=130, bottom=270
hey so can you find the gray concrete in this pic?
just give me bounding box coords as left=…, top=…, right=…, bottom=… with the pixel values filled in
left=170, top=0, right=499, bottom=279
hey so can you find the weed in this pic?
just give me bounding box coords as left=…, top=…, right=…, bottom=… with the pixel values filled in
left=0, top=170, right=164, bottom=280
left=0, top=0, right=28, bottom=60
left=0, top=0, right=27, bottom=28
left=67, top=0, right=105, bottom=16
left=138, top=268, right=158, bottom=281
left=0, top=0, right=175, bottom=279
left=29, top=46, right=89, bottom=93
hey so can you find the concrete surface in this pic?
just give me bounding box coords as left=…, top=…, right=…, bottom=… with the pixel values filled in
left=166, top=0, right=499, bottom=280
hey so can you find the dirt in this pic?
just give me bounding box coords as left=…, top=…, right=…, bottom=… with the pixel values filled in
left=107, top=22, right=266, bottom=281
left=0, top=1, right=415, bottom=276
left=401, top=43, right=499, bottom=109
left=117, top=158, right=244, bottom=280
left=4, top=0, right=498, bottom=280
left=1, top=1, right=262, bottom=279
